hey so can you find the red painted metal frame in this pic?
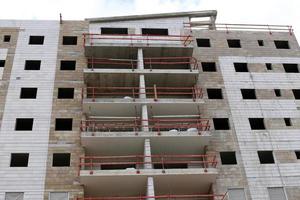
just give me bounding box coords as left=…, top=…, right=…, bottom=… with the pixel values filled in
left=84, top=86, right=203, bottom=101
left=80, top=118, right=210, bottom=134
left=83, top=33, right=193, bottom=47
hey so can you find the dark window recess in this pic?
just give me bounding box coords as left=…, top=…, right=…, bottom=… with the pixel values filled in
left=241, top=89, right=256, bottom=99
left=141, top=28, right=168, bottom=36
left=295, top=151, right=300, bottom=159
left=29, top=36, right=44, bottom=45
left=220, top=152, right=237, bottom=165
left=274, top=89, right=281, bottom=97
left=60, top=60, right=76, bottom=70
left=101, top=27, right=128, bottom=35
left=213, top=118, right=230, bottom=130
left=227, top=39, right=241, bottom=48
left=58, top=88, right=74, bottom=99
left=249, top=118, right=265, bottom=130
left=196, top=38, right=211, bottom=47
left=24, top=60, right=41, bottom=70
left=234, top=63, right=248, bottom=72
left=257, top=151, right=275, bottom=164
left=207, top=88, right=223, bottom=99
left=4, top=35, right=11, bottom=42
left=258, top=40, right=264, bottom=46
left=274, top=40, right=290, bottom=49
left=55, top=118, right=73, bottom=131
left=62, top=36, right=77, bottom=45
left=20, top=88, right=37, bottom=99
left=266, top=63, right=272, bottom=70
left=10, top=153, right=29, bottom=167
left=15, top=118, right=34, bottom=131
left=52, top=153, right=71, bottom=167
left=283, top=63, right=299, bottom=73
left=284, top=118, right=292, bottom=126
left=201, top=62, right=216, bottom=72
left=292, top=89, right=300, bottom=99
left=0, top=60, right=5, bottom=67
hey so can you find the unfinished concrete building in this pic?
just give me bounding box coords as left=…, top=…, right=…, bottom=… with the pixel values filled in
left=0, top=10, right=299, bottom=200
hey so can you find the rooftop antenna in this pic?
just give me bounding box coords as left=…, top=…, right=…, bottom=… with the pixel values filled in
left=60, top=13, right=62, bottom=24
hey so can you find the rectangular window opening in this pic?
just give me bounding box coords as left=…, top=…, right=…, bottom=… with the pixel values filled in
left=55, top=118, right=73, bottom=131
left=49, top=192, right=68, bottom=200
left=201, top=62, right=216, bottom=72
left=249, top=118, right=265, bottom=130
left=15, top=118, right=34, bottom=131
left=5, top=192, right=24, bottom=200
left=258, top=151, right=274, bottom=164
left=196, top=38, right=211, bottom=47
left=141, top=28, right=169, bottom=36
left=266, top=63, right=272, bottom=70
left=284, top=118, right=292, bottom=126
left=20, top=88, right=37, bottom=99
left=58, top=88, right=74, bottom=99
left=268, top=187, right=287, bottom=200
left=62, top=36, right=77, bottom=45
left=241, top=89, right=256, bottom=99
left=258, top=40, right=264, bottom=46
left=29, top=36, right=44, bottom=45
left=213, top=118, right=230, bottom=130
left=52, top=153, right=71, bottom=167
left=292, top=89, right=300, bottom=99
left=101, top=27, right=128, bottom=35
left=234, top=62, right=248, bottom=72
left=283, top=63, right=299, bottom=73
left=60, top=60, right=76, bottom=70
left=24, top=60, right=41, bottom=70
left=228, top=188, right=246, bottom=200
left=0, top=60, right=5, bottom=67
left=274, top=89, right=281, bottom=97
left=10, top=153, right=29, bottom=167
left=227, top=39, right=241, bottom=48
left=220, top=152, right=237, bottom=165
left=207, top=88, right=223, bottom=99
left=274, top=40, right=290, bottom=49
left=4, top=35, right=11, bottom=42
left=295, top=151, right=300, bottom=159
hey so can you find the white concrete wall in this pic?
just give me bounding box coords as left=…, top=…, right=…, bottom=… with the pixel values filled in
left=219, top=56, right=300, bottom=200
left=0, top=48, right=8, bottom=79
left=0, top=20, right=59, bottom=200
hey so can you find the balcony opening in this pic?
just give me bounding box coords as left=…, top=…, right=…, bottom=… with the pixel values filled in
left=283, top=63, right=299, bottom=73
left=292, top=89, right=300, bottom=99
left=258, top=40, right=264, bottom=46
left=274, top=89, right=281, bottom=97
left=196, top=38, right=211, bottom=47
left=202, top=62, right=216, bottom=72
left=295, top=151, right=300, bottom=159
left=101, top=164, right=136, bottom=170
left=101, top=27, right=128, bottom=35
left=62, top=36, right=77, bottom=45
left=227, top=39, right=241, bottom=48
left=241, top=89, right=256, bottom=99
left=15, top=118, right=34, bottom=131
left=220, top=152, right=237, bottom=165
left=153, top=163, right=188, bottom=169
left=213, top=118, right=230, bottom=130
left=4, top=35, right=11, bottom=42
left=207, top=88, right=223, bottom=99
left=52, top=153, right=71, bottom=167
left=284, top=118, right=292, bottom=126
left=249, top=118, right=265, bottom=130
left=234, top=62, right=248, bottom=72
left=24, top=60, right=41, bottom=70
left=258, top=151, right=274, bottom=164
left=274, top=40, right=290, bottom=49
left=20, top=88, right=37, bottom=99
left=55, top=118, right=73, bottom=131
left=29, top=35, right=44, bottom=45
left=142, top=28, right=168, bottom=36
left=57, top=88, right=74, bottom=99
left=0, top=60, right=5, bottom=67
left=60, top=60, right=76, bottom=70
left=10, top=153, right=29, bottom=167
left=266, top=63, right=272, bottom=70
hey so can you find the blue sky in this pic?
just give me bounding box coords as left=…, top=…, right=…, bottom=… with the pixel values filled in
left=0, top=0, right=298, bottom=39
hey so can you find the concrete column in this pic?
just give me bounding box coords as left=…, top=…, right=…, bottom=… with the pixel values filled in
left=143, top=139, right=152, bottom=169
left=141, top=105, right=149, bottom=131
left=146, top=177, right=155, bottom=200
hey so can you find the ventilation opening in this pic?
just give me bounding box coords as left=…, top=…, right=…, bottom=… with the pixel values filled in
left=227, top=39, right=241, bottom=48
left=292, top=89, right=300, bottom=99
left=57, top=88, right=74, bottom=99
left=207, top=88, right=223, bottom=99
left=283, top=63, right=299, bottom=73
left=24, top=60, right=41, bottom=70
left=20, top=88, right=37, bottom=99
left=52, top=153, right=71, bottom=167
left=213, top=118, right=230, bottom=130
left=55, top=118, right=73, bottom=131
left=258, top=40, right=264, bottom=46
left=274, top=89, right=281, bottom=97
left=0, top=60, right=5, bottom=67
left=101, top=27, right=128, bottom=35
left=29, top=36, right=44, bottom=45
left=4, top=35, right=11, bottom=42
left=201, top=62, right=216, bottom=72
left=62, top=36, right=77, bottom=45
left=220, top=152, right=237, bottom=165
left=234, top=62, right=248, bottom=72
left=241, top=89, right=256, bottom=99
left=154, top=163, right=188, bottom=169
left=258, top=151, right=274, bottom=164
left=295, top=151, right=300, bottom=159
left=60, top=60, right=76, bottom=70
left=141, top=28, right=169, bottom=36
left=284, top=118, right=292, bottom=126
left=266, top=63, right=272, bottom=70
left=15, top=118, right=34, bottom=131
left=101, top=164, right=136, bottom=170
left=274, top=40, right=290, bottom=49
left=249, top=118, right=265, bottom=130
left=196, top=38, right=211, bottom=47
left=10, top=153, right=29, bottom=167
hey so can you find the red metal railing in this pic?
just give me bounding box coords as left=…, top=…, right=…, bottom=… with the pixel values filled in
left=83, top=33, right=193, bottom=47
left=80, top=118, right=210, bottom=134
left=84, top=86, right=203, bottom=101
left=86, top=57, right=199, bottom=70
left=75, top=193, right=228, bottom=200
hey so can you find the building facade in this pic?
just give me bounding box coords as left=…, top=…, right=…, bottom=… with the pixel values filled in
left=0, top=10, right=299, bottom=200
